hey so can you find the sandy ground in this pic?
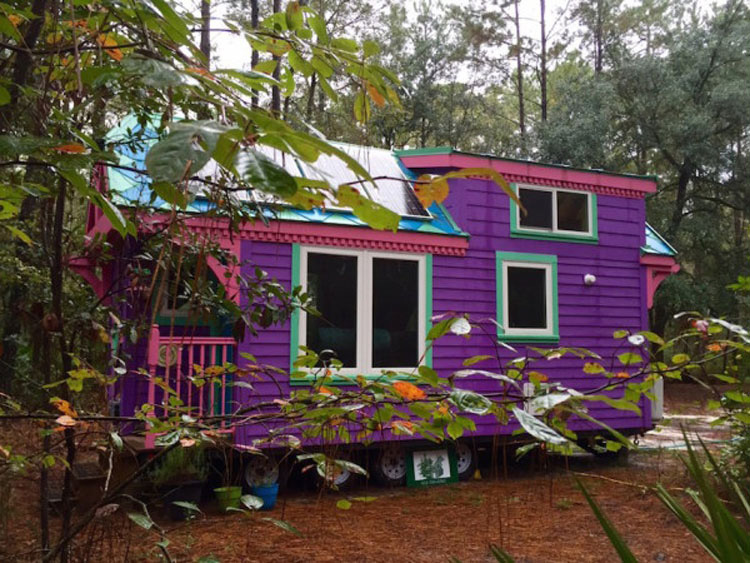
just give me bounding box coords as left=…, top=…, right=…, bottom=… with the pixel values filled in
left=0, top=383, right=733, bottom=562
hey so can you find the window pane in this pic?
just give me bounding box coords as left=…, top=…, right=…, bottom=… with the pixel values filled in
left=372, top=258, right=419, bottom=367
left=306, top=253, right=358, bottom=367
left=557, top=191, right=589, bottom=232
left=507, top=266, right=547, bottom=329
left=519, top=188, right=553, bottom=229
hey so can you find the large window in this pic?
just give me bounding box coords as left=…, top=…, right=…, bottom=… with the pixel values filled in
left=496, top=252, right=558, bottom=343
left=297, top=247, right=427, bottom=375
left=510, top=184, right=597, bottom=243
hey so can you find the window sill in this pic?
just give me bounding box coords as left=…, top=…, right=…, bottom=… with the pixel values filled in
left=510, top=230, right=598, bottom=245
left=290, top=371, right=420, bottom=386
left=496, top=333, right=560, bottom=344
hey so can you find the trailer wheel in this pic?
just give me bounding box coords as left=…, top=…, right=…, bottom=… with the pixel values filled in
left=319, top=452, right=355, bottom=490
left=455, top=442, right=476, bottom=481
left=243, top=455, right=279, bottom=489
left=373, top=445, right=407, bottom=486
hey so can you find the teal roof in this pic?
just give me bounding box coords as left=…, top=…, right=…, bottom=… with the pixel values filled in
left=642, top=223, right=677, bottom=256
left=103, top=119, right=466, bottom=237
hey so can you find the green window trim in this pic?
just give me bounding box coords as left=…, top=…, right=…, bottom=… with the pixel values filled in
left=495, top=251, right=559, bottom=344
left=289, top=245, right=433, bottom=386
left=509, top=183, right=599, bottom=244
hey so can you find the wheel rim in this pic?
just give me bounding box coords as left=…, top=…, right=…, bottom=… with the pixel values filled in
left=380, top=447, right=407, bottom=480
left=455, top=443, right=473, bottom=474
left=244, top=456, right=279, bottom=487
left=326, top=463, right=352, bottom=487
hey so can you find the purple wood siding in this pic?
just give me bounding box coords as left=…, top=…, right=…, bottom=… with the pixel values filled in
left=234, top=240, right=294, bottom=446
left=435, top=178, right=650, bottom=435
left=119, top=178, right=653, bottom=444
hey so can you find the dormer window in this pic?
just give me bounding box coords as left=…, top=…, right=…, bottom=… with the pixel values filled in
left=511, top=184, right=598, bottom=243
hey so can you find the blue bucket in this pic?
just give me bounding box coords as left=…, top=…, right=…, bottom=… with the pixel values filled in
left=251, top=483, right=279, bottom=510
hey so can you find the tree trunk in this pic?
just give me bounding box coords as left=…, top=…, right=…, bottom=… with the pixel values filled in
left=271, top=0, right=282, bottom=115
left=251, top=0, right=259, bottom=108
left=514, top=0, right=525, bottom=139
left=667, top=161, right=693, bottom=240
left=200, top=0, right=211, bottom=67
left=540, top=0, right=547, bottom=121
left=594, top=0, right=603, bottom=74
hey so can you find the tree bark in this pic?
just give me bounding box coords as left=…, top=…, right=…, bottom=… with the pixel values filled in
left=540, top=0, right=547, bottom=122
left=667, top=161, right=693, bottom=240
left=514, top=0, right=525, bottom=139
left=251, top=0, right=259, bottom=108
left=594, top=0, right=603, bottom=74
left=200, top=0, right=211, bottom=67
left=271, top=0, right=282, bottom=115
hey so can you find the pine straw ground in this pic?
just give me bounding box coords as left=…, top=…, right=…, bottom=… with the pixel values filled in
left=0, top=384, right=727, bottom=562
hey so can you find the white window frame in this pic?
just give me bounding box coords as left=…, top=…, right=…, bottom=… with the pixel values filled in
left=501, top=260, right=554, bottom=338
left=299, top=246, right=426, bottom=375
left=515, top=184, right=594, bottom=237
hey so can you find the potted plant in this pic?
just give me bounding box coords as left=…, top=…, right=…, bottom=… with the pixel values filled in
left=149, top=445, right=208, bottom=521
left=213, top=442, right=243, bottom=512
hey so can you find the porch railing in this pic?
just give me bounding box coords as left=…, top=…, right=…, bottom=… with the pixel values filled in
left=144, top=325, right=237, bottom=449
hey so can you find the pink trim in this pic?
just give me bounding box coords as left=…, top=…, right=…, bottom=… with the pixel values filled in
left=399, top=154, right=657, bottom=198
left=168, top=215, right=469, bottom=256
left=641, top=255, right=680, bottom=308
left=144, top=324, right=160, bottom=450
left=68, top=256, right=111, bottom=303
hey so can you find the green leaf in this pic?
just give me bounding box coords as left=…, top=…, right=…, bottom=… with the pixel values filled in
left=447, top=420, right=463, bottom=440
left=331, top=37, right=358, bottom=53
left=613, top=330, right=628, bottom=339
left=672, top=353, right=690, bottom=364
left=151, top=182, right=188, bottom=208
left=145, top=121, right=228, bottom=184
left=172, top=500, right=201, bottom=513
left=450, top=389, right=492, bottom=415
left=417, top=365, right=439, bottom=387
left=285, top=1, right=303, bottom=30
left=427, top=317, right=458, bottom=341
left=583, top=362, right=605, bottom=374
left=235, top=149, right=298, bottom=197
left=351, top=496, right=377, bottom=503
left=127, top=511, right=153, bottom=530
left=512, top=407, right=567, bottom=445
left=362, top=40, right=380, bottom=58
left=617, top=352, right=642, bottom=366
left=463, top=355, right=493, bottom=367
left=5, top=225, right=32, bottom=244
left=288, top=51, right=314, bottom=77
left=307, top=15, right=328, bottom=43
left=0, top=86, right=9, bottom=106
left=353, top=91, right=370, bottom=123
left=335, top=185, right=399, bottom=231
left=262, top=517, right=302, bottom=536
left=336, top=499, right=352, bottom=510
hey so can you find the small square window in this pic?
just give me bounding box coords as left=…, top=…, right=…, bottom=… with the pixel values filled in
left=496, top=252, right=559, bottom=343
left=507, top=266, right=547, bottom=329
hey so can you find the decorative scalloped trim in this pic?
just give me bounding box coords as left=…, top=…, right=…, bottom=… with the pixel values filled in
left=247, top=229, right=467, bottom=256
left=472, top=173, right=646, bottom=199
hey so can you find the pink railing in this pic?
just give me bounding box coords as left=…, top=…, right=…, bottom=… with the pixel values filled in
left=144, top=325, right=237, bottom=448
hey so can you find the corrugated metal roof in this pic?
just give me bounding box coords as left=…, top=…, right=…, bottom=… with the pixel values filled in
left=642, top=223, right=677, bottom=256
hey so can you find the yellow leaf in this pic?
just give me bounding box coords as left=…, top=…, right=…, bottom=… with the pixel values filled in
left=96, top=34, right=123, bottom=61
left=392, top=381, right=426, bottom=401
left=7, top=14, right=22, bottom=27
left=366, top=82, right=385, bottom=108
left=52, top=143, right=86, bottom=154
left=51, top=398, right=78, bottom=418
left=413, top=174, right=450, bottom=208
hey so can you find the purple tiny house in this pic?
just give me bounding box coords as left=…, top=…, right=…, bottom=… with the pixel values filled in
left=79, top=131, right=679, bottom=485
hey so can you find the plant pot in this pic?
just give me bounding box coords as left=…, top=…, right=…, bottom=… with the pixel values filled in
left=214, top=485, right=243, bottom=512
left=251, top=483, right=279, bottom=511
left=162, top=480, right=204, bottom=521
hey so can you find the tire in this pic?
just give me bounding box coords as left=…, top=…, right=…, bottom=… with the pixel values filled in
left=243, top=455, right=279, bottom=490
left=373, top=444, right=408, bottom=486
left=454, top=442, right=477, bottom=481
left=319, top=452, right=356, bottom=491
